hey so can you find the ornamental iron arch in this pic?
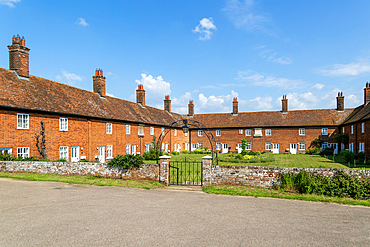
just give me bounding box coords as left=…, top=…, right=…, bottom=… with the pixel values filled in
left=156, top=118, right=216, bottom=163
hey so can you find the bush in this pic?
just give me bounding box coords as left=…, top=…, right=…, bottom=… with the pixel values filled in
left=339, top=150, right=355, bottom=163
left=320, top=147, right=335, bottom=155
left=279, top=170, right=370, bottom=200
left=56, top=158, right=67, bottom=162
left=181, top=150, right=189, bottom=154
left=107, top=154, right=143, bottom=168
left=171, top=151, right=179, bottom=155
left=305, top=147, right=321, bottom=155
left=142, top=148, right=163, bottom=160
left=194, top=148, right=203, bottom=154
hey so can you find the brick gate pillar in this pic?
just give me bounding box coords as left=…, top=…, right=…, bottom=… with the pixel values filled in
left=159, top=155, right=171, bottom=186
left=202, top=155, right=213, bottom=186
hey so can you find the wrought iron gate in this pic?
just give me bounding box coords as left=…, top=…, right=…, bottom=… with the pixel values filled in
left=169, top=159, right=203, bottom=186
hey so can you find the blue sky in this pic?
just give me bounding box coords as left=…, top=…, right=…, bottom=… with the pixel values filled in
left=1, top=0, right=370, bottom=114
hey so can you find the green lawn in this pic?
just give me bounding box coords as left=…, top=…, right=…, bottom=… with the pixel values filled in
left=144, top=153, right=370, bottom=169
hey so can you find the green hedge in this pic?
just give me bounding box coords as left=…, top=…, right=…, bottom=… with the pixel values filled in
left=279, top=170, right=370, bottom=200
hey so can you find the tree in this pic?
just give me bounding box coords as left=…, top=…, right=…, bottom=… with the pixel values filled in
left=35, top=121, right=47, bottom=159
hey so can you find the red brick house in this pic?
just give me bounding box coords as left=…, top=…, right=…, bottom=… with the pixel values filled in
left=0, top=35, right=188, bottom=161
left=1, top=35, right=370, bottom=160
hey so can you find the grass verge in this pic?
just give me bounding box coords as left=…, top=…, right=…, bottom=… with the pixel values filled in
left=203, top=185, right=370, bottom=207
left=0, top=172, right=164, bottom=190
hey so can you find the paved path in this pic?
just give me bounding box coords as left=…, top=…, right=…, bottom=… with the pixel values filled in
left=1, top=178, right=370, bottom=246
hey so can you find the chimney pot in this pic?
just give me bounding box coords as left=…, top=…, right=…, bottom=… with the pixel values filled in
left=136, top=84, right=145, bottom=105
left=188, top=100, right=194, bottom=116
left=8, top=35, right=30, bottom=78
left=164, top=95, right=171, bottom=112
left=93, top=69, right=106, bottom=97
left=281, top=95, right=288, bottom=113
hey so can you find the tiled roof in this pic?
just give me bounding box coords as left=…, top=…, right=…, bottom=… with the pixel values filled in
left=0, top=68, right=182, bottom=126
left=341, top=103, right=370, bottom=125
left=185, top=108, right=354, bottom=128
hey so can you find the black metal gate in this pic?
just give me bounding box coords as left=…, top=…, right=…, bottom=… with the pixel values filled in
left=169, top=159, right=203, bottom=186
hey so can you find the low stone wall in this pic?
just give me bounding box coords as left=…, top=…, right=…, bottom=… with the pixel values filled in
left=0, top=161, right=159, bottom=181
left=210, top=165, right=370, bottom=188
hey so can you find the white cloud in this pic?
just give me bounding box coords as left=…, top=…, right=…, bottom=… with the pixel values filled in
left=244, top=96, right=273, bottom=111
left=346, top=94, right=360, bottom=107
left=105, top=72, right=118, bottom=79
left=196, top=90, right=238, bottom=113
left=276, top=92, right=319, bottom=110
left=236, top=70, right=304, bottom=89
left=0, top=0, right=20, bottom=8
left=105, top=93, right=116, bottom=98
left=313, top=83, right=325, bottom=90
left=258, top=48, right=292, bottom=65
left=192, top=17, right=217, bottom=40
left=76, top=18, right=89, bottom=27
left=56, top=69, right=83, bottom=85
left=271, top=56, right=292, bottom=65
left=135, top=73, right=171, bottom=107
left=171, top=92, right=193, bottom=114
left=223, top=0, right=272, bottom=34
left=316, top=59, right=370, bottom=77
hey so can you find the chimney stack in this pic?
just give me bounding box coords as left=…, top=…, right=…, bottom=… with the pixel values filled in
left=164, top=95, right=171, bottom=112
left=232, top=97, right=238, bottom=115
left=336, top=92, right=344, bottom=111
left=136, top=84, right=145, bottom=106
left=281, top=95, right=288, bottom=113
left=364, top=82, right=370, bottom=105
left=8, top=34, right=30, bottom=78
left=93, top=69, right=106, bottom=97
left=188, top=100, right=194, bottom=116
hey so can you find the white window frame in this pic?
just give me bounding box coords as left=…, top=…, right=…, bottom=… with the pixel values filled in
left=362, top=123, right=365, bottom=133
left=322, top=142, right=328, bottom=149
left=145, top=144, right=150, bottom=152
left=245, top=129, right=251, bottom=136
left=185, top=132, right=188, bottom=137
left=322, top=128, right=328, bottom=136
left=265, top=142, right=271, bottom=150
left=239, top=129, right=243, bottom=135
left=198, top=130, right=203, bottom=137
left=174, top=129, right=177, bottom=136
left=106, top=145, right=113, bottom=159
left=59, top=118, right=68, bottom=131
left=359, top=143, right=365, bottom=153
left=161, top=128, right=165, bottom=136
left=17, top=113, right=29, bottom=130
left=59, top=146, right=68, bottom=161
left=198, top=143, right=203, bottom=148
left=299, top=128, right=305, bottom=136
left=150, top=127, right=154, bottom=135
left=126, top=125, right=131, bottom=135
left=216, top=130, right=221, bottom=136
left=342, top=127, right=345, bottom=133
left=126, top=144, right=131, bottom=154
left=265, top=129, right=271, bottom=136
left=17, top=147, right=29, bottom=158
left=299, top=142, right=305, bottom=150
left=246, top=142, right=251, bottom=150
left=106, top=123, right=112, bottom=134
left=351, top=125, right=353, bottom=134
left=216, top=142, right=221, bottom=151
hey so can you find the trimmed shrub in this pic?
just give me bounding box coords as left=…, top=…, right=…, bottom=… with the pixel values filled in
left=107, top=154, right=143, bottom=168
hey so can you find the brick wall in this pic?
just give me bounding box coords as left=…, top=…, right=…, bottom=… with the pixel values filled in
left=342, top=120, right=370, bottom=157
left=0, top=109, right=189, bottom=161
left=0, top=161, right=160, bottom=180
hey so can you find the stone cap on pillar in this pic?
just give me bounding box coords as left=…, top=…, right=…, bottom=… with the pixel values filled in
left=202, top=156, right=213, bottom=159
left=159, top=155, right=171, bottom=159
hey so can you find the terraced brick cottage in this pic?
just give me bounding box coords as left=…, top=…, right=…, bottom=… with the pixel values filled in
left=1, top=35, right=369, bottom=160
left=0, top=35, right=188, bottom=162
